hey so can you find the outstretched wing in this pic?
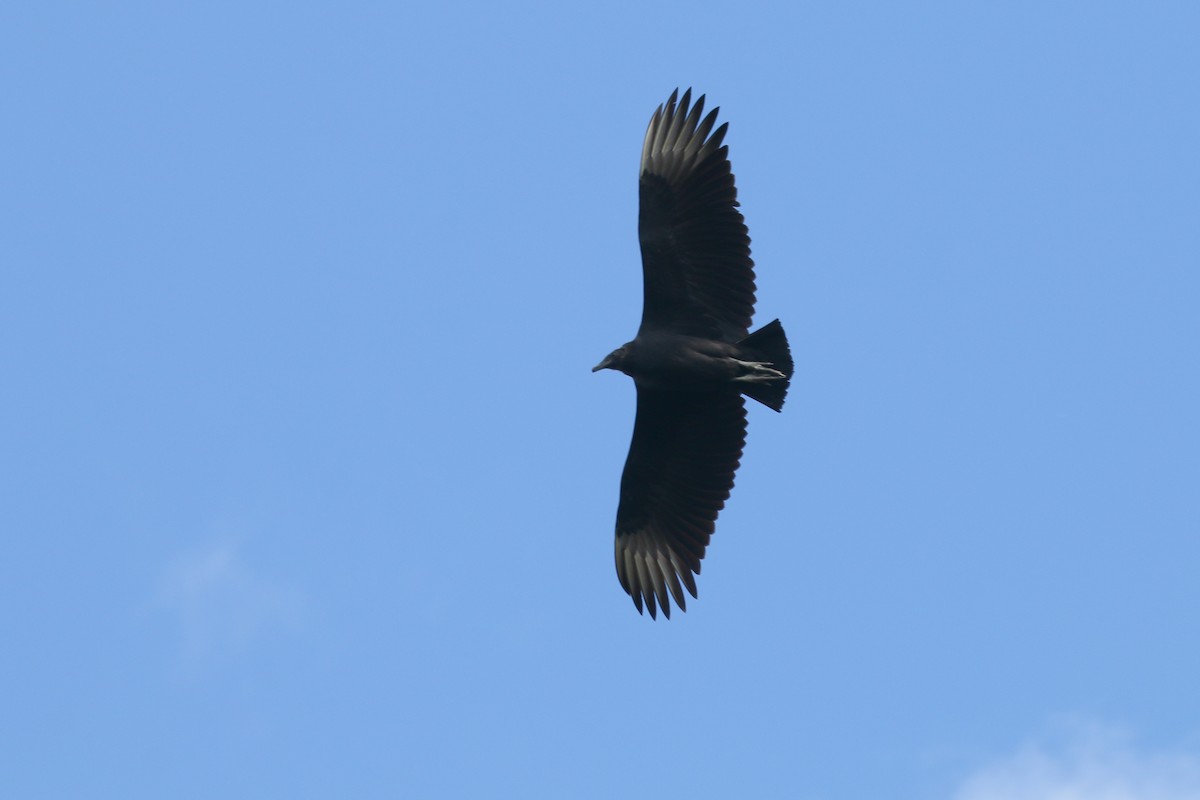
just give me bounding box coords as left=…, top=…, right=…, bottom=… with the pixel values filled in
left=638, top=88, right=757, bottom=342
left=614, top=388, right=747, bottom=619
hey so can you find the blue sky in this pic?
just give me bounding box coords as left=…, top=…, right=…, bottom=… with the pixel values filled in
left=3, top=2, right=1198, bottom=798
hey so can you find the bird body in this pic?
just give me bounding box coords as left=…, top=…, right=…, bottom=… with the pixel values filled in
left=594, top=332, right=742, bottom=387
left=594, top=327, right=790, bottom=401
left=594, top=89, right=793, bottom=619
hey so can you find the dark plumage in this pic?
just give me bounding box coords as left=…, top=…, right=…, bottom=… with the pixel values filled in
left=593, top=89, right=794, bottom=619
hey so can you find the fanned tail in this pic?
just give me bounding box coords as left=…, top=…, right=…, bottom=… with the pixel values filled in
left=737, top=319, right=793, bottom=411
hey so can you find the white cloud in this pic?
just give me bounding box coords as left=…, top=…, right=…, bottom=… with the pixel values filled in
left=157, top=541, right=301, bottom=665
left=953, top=720, right=1200, bottom=800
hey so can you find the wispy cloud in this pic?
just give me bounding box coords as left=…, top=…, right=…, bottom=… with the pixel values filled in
left=953, top=719, right=1200, bottom=800
left=157, top=540, right=301, bottom=666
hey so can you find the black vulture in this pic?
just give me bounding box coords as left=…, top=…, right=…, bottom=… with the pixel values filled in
left=593, top=89, right=794, bottom=619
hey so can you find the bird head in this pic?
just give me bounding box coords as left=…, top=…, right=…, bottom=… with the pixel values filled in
left=592, top=346, right=628, bottom=373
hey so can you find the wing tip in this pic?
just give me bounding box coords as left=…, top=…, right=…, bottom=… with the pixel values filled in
left=616, top=544, right=701, bottom=621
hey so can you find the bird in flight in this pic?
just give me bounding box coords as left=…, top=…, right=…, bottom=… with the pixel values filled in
left=593, top=89, right=793, bottom=619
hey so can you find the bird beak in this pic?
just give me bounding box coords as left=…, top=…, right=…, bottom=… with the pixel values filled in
left=592, top=355, right=614, bottom=372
